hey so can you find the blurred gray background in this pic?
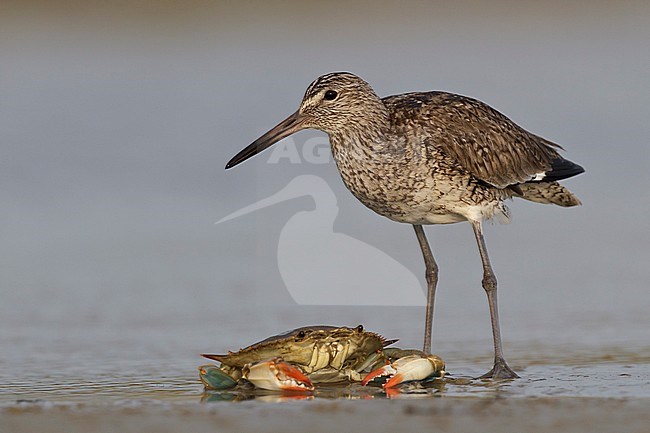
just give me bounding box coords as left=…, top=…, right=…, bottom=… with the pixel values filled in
left=1, top=1, right=648, bottom=373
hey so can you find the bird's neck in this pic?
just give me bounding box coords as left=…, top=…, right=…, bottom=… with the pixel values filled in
left=328, top=102, right=393, bottom=163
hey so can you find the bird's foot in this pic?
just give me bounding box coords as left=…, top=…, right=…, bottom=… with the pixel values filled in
left=479, top=357, right=519, bottom=380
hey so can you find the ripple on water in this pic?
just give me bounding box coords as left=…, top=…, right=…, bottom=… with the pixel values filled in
left=1, top=361, right=649, bottom=407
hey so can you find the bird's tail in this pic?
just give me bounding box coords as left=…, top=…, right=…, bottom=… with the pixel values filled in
left=518, top=181, right=582, bottom=207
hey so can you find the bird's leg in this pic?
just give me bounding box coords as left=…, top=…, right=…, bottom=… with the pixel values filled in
left=470, top=220, right=519, bottom=379
left=413, top=225, right=438, bottom=355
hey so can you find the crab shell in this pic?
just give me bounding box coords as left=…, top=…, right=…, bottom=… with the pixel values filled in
left=202, top=325, right=396, bottom=376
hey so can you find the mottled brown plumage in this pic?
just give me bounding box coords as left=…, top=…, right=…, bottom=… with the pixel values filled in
left=225, top=72, right=584, bottom=379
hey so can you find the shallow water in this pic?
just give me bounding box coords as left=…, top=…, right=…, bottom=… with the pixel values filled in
left=3, top=362, right=649, bottom=406
left=2, top=317, right=648, bottom=407
left=1, top=303, right=649, bottom=408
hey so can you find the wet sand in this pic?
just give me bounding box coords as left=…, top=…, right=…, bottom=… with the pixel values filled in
left=2, top=397, right=649, bottom=433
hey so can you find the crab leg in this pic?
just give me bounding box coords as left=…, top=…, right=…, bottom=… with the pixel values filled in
left=243, top=358, right=314, bottom=392
left=198, top=365, right=239, bottom=390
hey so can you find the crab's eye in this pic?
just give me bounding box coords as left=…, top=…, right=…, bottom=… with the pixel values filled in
left=324, top=90, right=338, bottom=101
left=356, top=325, right=364, bottom=333
left=296, top=330, right=306, bottom=339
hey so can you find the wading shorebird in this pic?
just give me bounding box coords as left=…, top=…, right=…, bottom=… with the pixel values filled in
left=225, top=72, right=584, bottom=379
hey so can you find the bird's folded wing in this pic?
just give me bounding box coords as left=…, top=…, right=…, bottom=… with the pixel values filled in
left=410, top=92, right=562, bottom=189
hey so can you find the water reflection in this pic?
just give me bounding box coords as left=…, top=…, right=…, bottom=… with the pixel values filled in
left=196, top=362, right=650, bottom=403
left=1, top=362, right=648, bottom=408
left=200, top=378, right=454, bottom=403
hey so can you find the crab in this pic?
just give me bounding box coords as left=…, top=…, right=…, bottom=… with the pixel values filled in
left=199, top=325, right=445, bottom=392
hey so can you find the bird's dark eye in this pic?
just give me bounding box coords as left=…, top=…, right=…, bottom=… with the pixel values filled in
left=356, top=325, right=364, bottom=333
left=324, top=90, right=338, bottom=101
left=296, top=330, right=306, bottom=339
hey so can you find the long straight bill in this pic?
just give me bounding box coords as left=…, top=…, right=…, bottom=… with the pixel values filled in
left=225, top=110, right=304, bottom=169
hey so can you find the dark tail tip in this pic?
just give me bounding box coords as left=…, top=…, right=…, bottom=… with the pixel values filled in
left=539, top=158, right=585, bottom=182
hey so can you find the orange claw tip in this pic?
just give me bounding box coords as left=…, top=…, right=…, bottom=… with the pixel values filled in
left=382, top=373, right=405, bottom=389
left=361, top=365, right=395, bottom=386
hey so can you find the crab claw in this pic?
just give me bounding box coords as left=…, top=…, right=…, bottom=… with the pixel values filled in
left=361, top=354, right=445, bottom=388
left=243, top=357, right=314, bottom=392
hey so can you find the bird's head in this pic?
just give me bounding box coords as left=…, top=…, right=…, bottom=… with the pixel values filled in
left=297, top=72, right=387, bottom=133
left=225, top=72, right=388, bottom=169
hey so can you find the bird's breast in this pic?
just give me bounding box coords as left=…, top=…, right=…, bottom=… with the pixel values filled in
left=331, top=148, right=458, bottom=223
left=329, top=136, right=508, bottom=224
